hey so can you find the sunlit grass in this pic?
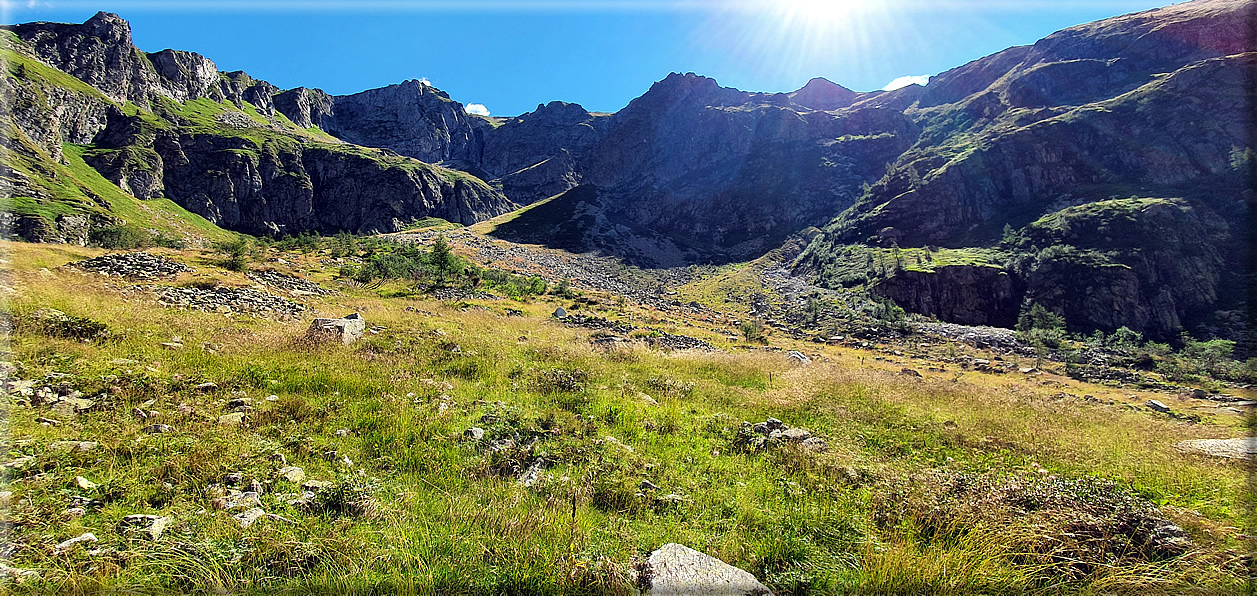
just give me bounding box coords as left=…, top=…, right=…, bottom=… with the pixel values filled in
left=2, top=240, right=1248, bottom=593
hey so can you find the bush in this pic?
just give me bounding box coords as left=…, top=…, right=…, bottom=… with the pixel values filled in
left=89, top=225, right=148, bottom=249
left=214, top=237, right=253, bottom=272
left=535, top=368, right=590, bottom=394
left=740, top=319, right=767, bottom=344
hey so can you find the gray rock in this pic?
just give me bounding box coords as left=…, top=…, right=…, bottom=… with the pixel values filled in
left=781, top=428, right=811, bottom=442
left=118, top=514, right=172, bottom=540
left=642, top=543, right=773, bottom=595
left=1146, top=399, right=1171, bottom=413
left=799, top=437, right=828, bottom=452
left=54, top=532, right=98, bottom=554
left=276, top=466, right=305, bottom=483
left=786, top=351, right=810, bottom=365
left=464, top=427, right=485, bottom=441
left=218, top=412, right=246, bottom=426
left=1174, top=437, right=1257, bottom=459
left=553, top=307, right=567, bottom=318
left=212, top=490, right=262, bottom=511
left=50, top=440, right=99, bottom=452
left=233, top=507, right=266, bottom=528
left=74, top=476, right=97, bottom=490
left=194, top=382, right=218, bottom=392
left=143, top=424, right=174, bottom=434
left=307, top=313, right=366, bottom=344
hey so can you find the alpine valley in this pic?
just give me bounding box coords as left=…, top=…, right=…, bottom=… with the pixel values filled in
left=1, top=1, right=1255, bottom=593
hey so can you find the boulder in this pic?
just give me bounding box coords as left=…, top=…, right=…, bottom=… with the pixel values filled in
left=307, top=313, right=366, bottom=344
left=1174, top=438, right=1257, bottom=460
left=640, top=543, right=773, bottom=595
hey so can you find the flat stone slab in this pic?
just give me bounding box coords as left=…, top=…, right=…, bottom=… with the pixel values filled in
left=1175, top=438, right=1257, bottom=460
left=644, top=543, right=773, bottom=595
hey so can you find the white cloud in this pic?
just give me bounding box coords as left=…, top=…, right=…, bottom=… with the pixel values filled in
left=417, top=77, right=432, bottom=87
left=465, top=103, right=490, bottom=116
left=882, top=74, right=930, bottom=91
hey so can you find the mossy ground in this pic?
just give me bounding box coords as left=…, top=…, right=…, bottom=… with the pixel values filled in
left=2, top=240, right=1251, bottom=594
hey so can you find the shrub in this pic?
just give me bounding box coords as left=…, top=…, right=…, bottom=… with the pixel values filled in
left=535, top=368, right=590, bottom=394
left=214, top=236, right=253, bottom=272
left=740, top=319, right=767, bottom=344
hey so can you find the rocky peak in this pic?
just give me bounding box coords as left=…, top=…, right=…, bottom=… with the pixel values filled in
left=521, top=101, right=592, bottom=126
left=82, top=11, right=131, bottom=44
left=627, top=72, right=748, bottom=112
left=788, top=77, right=858, bottom=111
left=273, top=87, right=335, bottom=129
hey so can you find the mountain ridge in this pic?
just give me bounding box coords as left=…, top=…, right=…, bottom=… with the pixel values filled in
left=2, top=0, right=1251, bottom=340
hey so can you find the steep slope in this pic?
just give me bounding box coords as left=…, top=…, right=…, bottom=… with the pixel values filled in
left=485, top=73, right=915, bottom=265
left=798, top=0, right=1252, bottom=339
left=1, top=12, right=515, bottom=242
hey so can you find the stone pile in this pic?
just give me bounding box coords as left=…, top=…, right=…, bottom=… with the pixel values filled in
left=736, top=418, right=827, bottom=453
left=648, top=332, right=717, bottom=352
left=67, top=252, right=192, bottom=278
left=247, top=270, right=334, bottom=296
left=916, top=322, right=1033, bottom=354
left=152, top=285, right=305, bottom=318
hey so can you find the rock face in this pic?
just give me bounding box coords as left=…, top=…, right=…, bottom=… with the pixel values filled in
left=640, top=543, right=774, bottom=596
left=871, top=266, right=1020, bottom=328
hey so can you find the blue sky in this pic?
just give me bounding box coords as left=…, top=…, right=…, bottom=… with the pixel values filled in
left=3, top=0, right=1178, bottom=116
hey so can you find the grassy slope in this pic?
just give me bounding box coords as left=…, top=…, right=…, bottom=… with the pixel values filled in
left=2, top=240, right=1249, bottom=594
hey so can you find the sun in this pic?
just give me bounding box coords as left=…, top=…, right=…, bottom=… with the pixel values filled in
left=775, top=0, right=865, bottom=23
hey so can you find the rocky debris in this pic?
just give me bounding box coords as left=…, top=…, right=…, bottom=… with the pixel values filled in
left=151, top=285, right=305, bottom=318
left=247, top=270, right=335, bottom=296
left=562, top=313, right=634, bottom=334
left=54, top=532, right=98, bottom=554
left=786, top=351, right=811, bottom=365
left=212, top=490, right=262, bottom=511
left=900, top=367, right=923, bottom=378
left=306, top=313, right=366, bottom=344
left=736, top=418, right=827, bottom=453
left=646, top=331, right=716, bottom=352
left=1069, top=365, right=1171, bottom=390
left=1174, top=438, right=1257, bottom=460
left=143, top=424, right=174, bottom=434
left=464, top=427, right=486, bottom=441
left=637, top=543, right=773, bottom=595
left=67, top=252, right=192, bottom=279
left=915, top=322, right=1032, bottom=355
left=118, top=514, right=171, bottom=540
